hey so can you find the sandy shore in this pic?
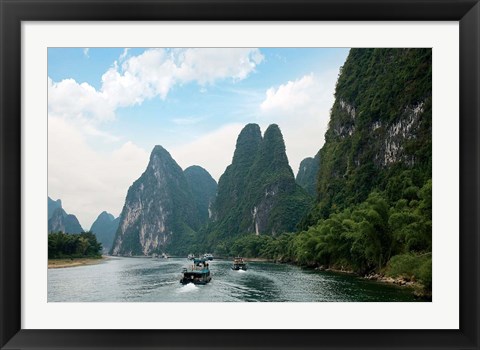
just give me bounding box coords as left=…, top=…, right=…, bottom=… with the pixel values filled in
left=48, top=256, right=108, bottom=269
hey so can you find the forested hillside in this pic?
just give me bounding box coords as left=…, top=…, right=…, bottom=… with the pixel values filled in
left=224, top=49, right=432, bottom=295
left=204, top=124, right=312, bottom=248
left=103, top=48, right=432, bottom=296
left=296, top=152, right=320, bottom=197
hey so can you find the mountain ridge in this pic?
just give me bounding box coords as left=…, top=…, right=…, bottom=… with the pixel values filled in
left=47, top=197, right=84, bottom=234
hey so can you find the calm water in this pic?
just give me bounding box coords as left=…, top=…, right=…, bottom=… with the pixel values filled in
left=48, top=257, right=418, bottom=302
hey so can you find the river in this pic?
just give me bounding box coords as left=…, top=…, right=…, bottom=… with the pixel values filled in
left=48, top=257, right=418, bottom=302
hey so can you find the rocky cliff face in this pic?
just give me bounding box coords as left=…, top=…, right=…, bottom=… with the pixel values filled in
left=313, top=48, right=432, bottom=220
left=90, top=211, right=119, bottom=253
left=48, top=205, right=84, bottom=234
left=296, top=152, right=320, bottom=197
left=110, top=146, right=200, bottom=256
left=211, top=123, right=312, bottom=239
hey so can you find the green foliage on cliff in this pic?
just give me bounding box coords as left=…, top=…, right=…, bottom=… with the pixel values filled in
left=107, top=48, right=432, bottom=297
left=295, top=152, right=320, bottom=197
left=184, top=165, right=217, bottom=225
left=215, top=49, right=432, bottom=295
left=297, top=48, right=431, bottom=294
left=208, top=124, right=312, bottom=245
left=310, top=48, right=432, bottom=222
left=212, top=123, right=263, bottom=236
left=216, top=180, right=430, bottom=261
left=292, top=181, right=431, bottom=271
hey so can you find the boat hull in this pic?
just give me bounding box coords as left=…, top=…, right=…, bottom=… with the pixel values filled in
left=180, top=276, right=212, bottom=285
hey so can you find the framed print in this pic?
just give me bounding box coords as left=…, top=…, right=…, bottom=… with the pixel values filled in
left=1, top=0, right=479, bottom=349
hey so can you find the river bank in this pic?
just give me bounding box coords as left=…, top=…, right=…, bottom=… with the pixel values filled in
left=48, top=256, right=108, bottom=269
left=311, top=265, right=430, bottom=299
left=364, top=272, right=431, bottom=299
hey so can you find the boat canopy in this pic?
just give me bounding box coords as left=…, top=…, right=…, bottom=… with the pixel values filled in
left=193, top=258, right=208, bottom=264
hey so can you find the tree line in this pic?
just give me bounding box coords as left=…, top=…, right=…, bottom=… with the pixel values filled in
left=208, top=178, right=432, bottom=295
left=48, top=231, right=102, bottom=259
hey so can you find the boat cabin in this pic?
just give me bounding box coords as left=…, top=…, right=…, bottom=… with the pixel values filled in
left=232, top=257, right=247, bottom=271
left=180, top=258, right=212, bottom=285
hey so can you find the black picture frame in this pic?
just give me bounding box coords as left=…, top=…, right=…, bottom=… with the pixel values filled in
left=1, top=0, right=479, bottom=349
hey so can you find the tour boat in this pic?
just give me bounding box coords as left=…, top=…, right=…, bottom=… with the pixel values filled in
left=180, top=258, right=212, bottom=285
left=231, top=257, right=247, bottom=271
left=203, top=253, right=214, bottom=260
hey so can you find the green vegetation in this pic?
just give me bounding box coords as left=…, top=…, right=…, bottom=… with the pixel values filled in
left=48, top=231, right=102, bottom=259
left=385, top=253, right=432, bottom=291
left=310, top=48, right=432, bottom=222
left=184, top=165, right=217, bottom=225
left=295, top=152, right=321, bottom=197
left=109, top=49, right=432, bottom=297
left=203, top=180, right=431, bottom=295
left=201, top=49, right=432, bottom=296
left=207, top=123, right=312, bottom=247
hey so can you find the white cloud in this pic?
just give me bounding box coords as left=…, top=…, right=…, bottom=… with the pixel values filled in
left=48, top=77, right=115, bottom=122
left=48, top=48, right=264, bottom=139
left=100, top=48, right=264, bottom=108
left=48, top=117, right=149, bottom=229
left=48, top=48, right=265, bottom=226
left=83, top=48, right=89, bottom=58
left=260, top=74, right=315, bottom=112
left=170, top=123, right=245, bottom=182
left=174, top=48, right=264, bottom=84
left=119, top=48, right=129, bottom=61
left=259, top=71, right=339, bottom=176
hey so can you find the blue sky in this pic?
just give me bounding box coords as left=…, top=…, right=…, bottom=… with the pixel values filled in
left=48, top=48, right=349, bottom=228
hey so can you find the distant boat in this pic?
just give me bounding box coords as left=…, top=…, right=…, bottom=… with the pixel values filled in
left=161, top=253, right=169, bottom=259
left=187, top=254, right=195, bottom=260
left=180, top=258, right=212, bottom=285
left=203, top=253, right=214, bottom=260
left=231, top=257, right=247, bottom=271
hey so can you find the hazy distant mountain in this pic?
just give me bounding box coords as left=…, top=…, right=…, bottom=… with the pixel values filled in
left=90, top=211, right=120, bottom=253
left=48, top=205, right=84, bottom=234
left=48, top=197, right=62, bottom=220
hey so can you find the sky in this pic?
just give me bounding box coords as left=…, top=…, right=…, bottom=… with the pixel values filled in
left=48, top=47, right=350, bottom=229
